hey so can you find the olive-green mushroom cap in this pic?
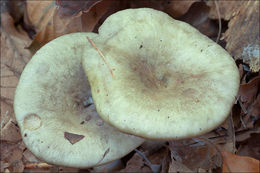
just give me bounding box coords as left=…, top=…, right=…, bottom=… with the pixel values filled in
left=82, top=8, right=240, bottom=140
left=14, top=33, right=144, bottom=168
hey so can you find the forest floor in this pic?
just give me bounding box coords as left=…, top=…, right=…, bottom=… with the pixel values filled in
left=1, top=1, right=259, bottom=172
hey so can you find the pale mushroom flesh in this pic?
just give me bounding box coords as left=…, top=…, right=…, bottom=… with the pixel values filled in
left=82, top=8, right=240, bottom=140
left=14, top=33, right=144, bottom=168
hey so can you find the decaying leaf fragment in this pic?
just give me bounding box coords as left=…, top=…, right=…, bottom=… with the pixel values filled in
left=237, top=76, right=260, bottom=112
left=169, top=139, right=222, bottom=171
left=222, top=150, right=260, bottom=173
left=64, top=132, right=85, bottom=145
left=26, top=0, right=113, bottom=49
left=249, top=94, right=260, bottom=119
left=207, top=1, right=260, bottom=72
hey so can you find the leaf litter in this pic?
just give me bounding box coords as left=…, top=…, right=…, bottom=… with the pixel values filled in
left=1, top=0, right=259, bottom=172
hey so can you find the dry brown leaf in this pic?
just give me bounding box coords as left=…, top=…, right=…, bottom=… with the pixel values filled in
left=127, top=0, right=197, bottom=19
left=1, top=147, right=24, bottom=173
left=237, top=133, right=260, bottom=160
left=169, top=139, right=222, bottom=171
left=120, top=148, right=167, bottom=172
left=1, top=0, right=25, bottom=23
left=0, top=118, right=21, bottom=142
left=1, top=12, right=32, bottom=156
left=207, top=1, right=244, bottom=21
left=10, top=160, right=24, bottom=173
left=1, top=11, right=32, bottom=100
left=249, top=94, right=260, bottom=119
left=222, top=150, right=260, bottom=173
left=26, top=0, right=113, bottom=49
left=64, top=132, right=85, bottom=144
left=23, top=149, right=41, bottom=163
left=56, top=0, right=103, bottom=16
left=25, top=1, right=56, bottom=33
left=238, top=76, right=260, bottom=112
left=179, top=2, right=218, bottom=39
left=208, top=1, right=260, bottom=72
left=119, top=153, right=148, bottom=172
left=165, top=0, right=198, bottom=18
left=168, top=160, right=193, bottom=173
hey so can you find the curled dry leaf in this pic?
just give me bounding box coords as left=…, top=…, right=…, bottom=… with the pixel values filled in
left=237, top=133, right=260, bottom=160
left=169, top=139, right=222, bottom=171
left=56, top=0, right=103, bottom=16
left=179, top=2, right=219, bottom=39
left=165, top=0, right=198, bottom=18
left=119, top=152, right=147, bottom=172
left=208, top=1, right=260, bottom=72
left=26, top=0, right=113, bottom=49
left=238, top=76, right=260, bottom=112
left=0, top=118, right=21, bottom=142
left=222, top=150, right=260, bottom=173
left=1, top=12, right=32, bottom=159
left=23, top=149, right=41, bottom=163
left=1, top=147, right=24, bottom=173
left=64, top=132, right=85, bottom=145
left=120, top=147, right=167, bottom=172
left=249, top=94, right=260, bottom=119
left=168, top=160, right=193, bottom=173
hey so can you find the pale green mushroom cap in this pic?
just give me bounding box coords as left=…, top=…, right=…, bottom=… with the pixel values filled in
left=14, top=33, right=144, bottom=168
left=82, top=8, right=240, bottom=140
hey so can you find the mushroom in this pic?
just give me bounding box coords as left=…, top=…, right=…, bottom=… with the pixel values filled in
left=14, top=33, right=144, bottom=168
left=82, top=8, right=240, bottom=140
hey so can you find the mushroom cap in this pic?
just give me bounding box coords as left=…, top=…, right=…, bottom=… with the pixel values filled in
left=14, top=33, right=144, bottom=168
left=82, top=8, right=240, bottom=140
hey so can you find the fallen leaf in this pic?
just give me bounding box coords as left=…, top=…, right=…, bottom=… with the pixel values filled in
left=64, top=132, right=85, bottom=144
left=1, top=11, right=32, bottom=131
left=1, top=0, right=25, bottom=23
left=26, top=0, right=113, bottom=49
left=23, top=149, right=41, bottom=163
left=248, top=94, right=260, bottom=120
left=127, top=0, right=197, bottom=19
left=165, top=0, right=198, bottom=18
left=25, top=1, right=56, bottom=33
left=207, top=1, right=244, bottom=20
left=169, top=139, right=222, bottom=171
left=179, top=2, right=219, bottom=39
left=119, top=152, right=147, bottom=172
left=0, top=118, right=21, bottom=142
left=10, top=160, right=24, bottom=173
left=237, top=133, right=260, bottom=160
left=168, top=160, right=193, bottom=173
left=238, top=76, right=260, bottom=112
left=208, top=1, right=260, bottom=72
left=0, top=161, right=9, bottom=173
left=222, top=150, right=260, bottom=173
left=56, top=0, right=103, bottom=16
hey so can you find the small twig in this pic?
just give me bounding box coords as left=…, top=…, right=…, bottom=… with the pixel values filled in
left=0, top=96, right=13, bottom=105
left=214, top=0, right=222, bottom=43
left=134, top=149, right=161, bottom=173
left=86, top=36, right=114, bottom=78
left=195, top=137, right=231, bottom=173
left=24, top=162, right=53, bottom=169
left=4, top=64, right=21, bottom=78
left=227, top=112, right=236, bottom=153
left=0, top=85, right=16, bottom=88
left=238, top=98, right=248, bottom=114
left=0, top=75, right=15, bottom=78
